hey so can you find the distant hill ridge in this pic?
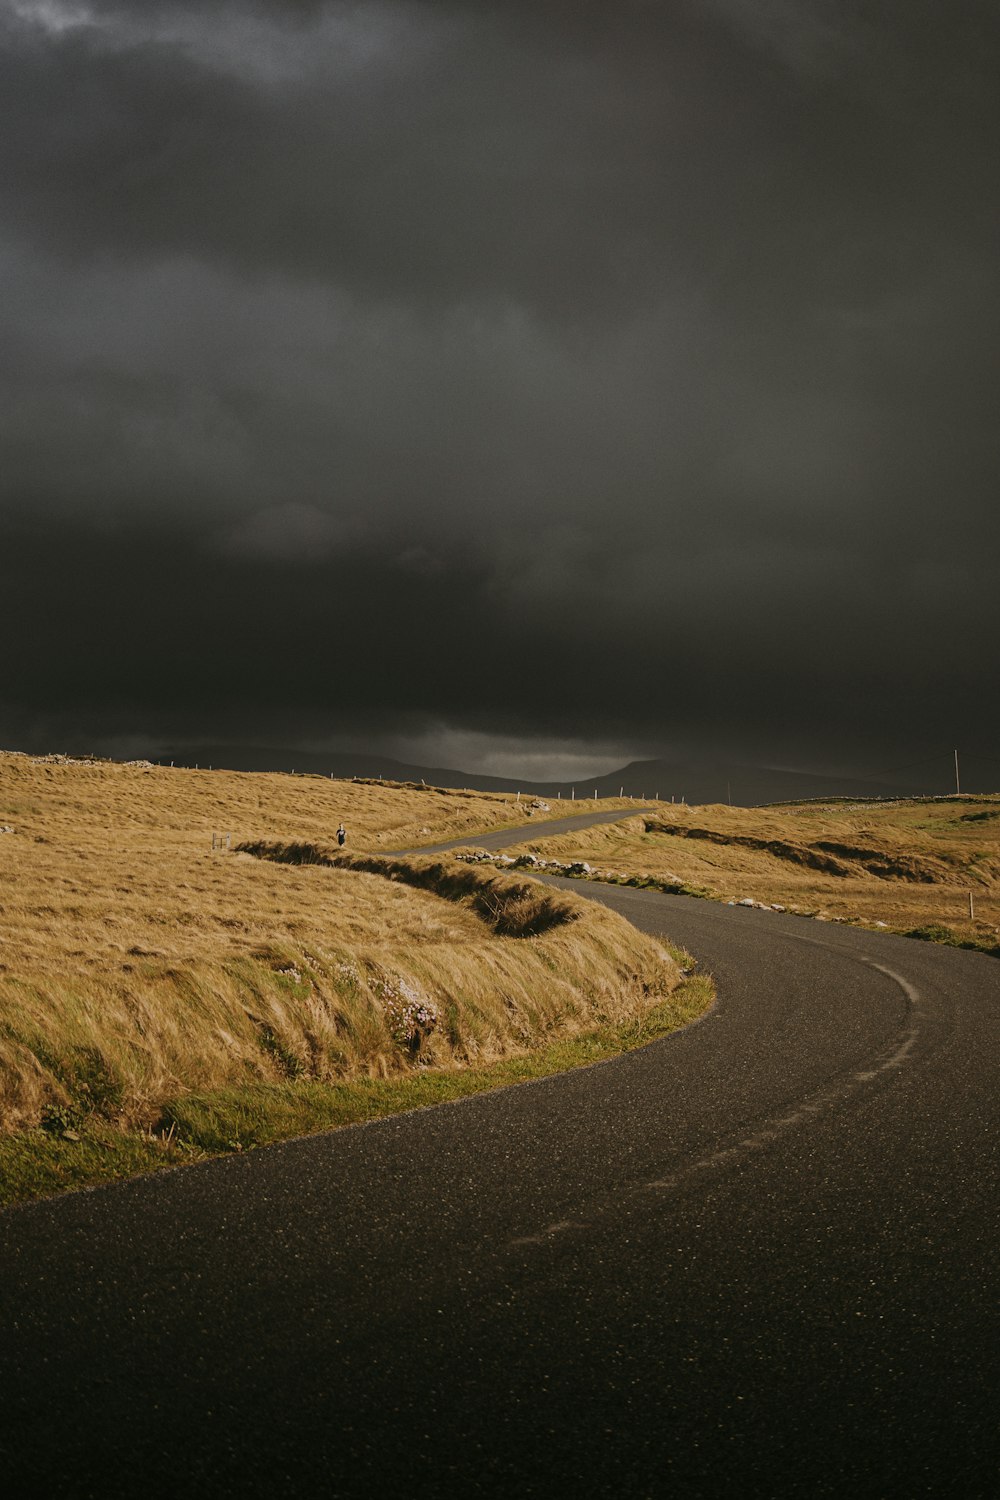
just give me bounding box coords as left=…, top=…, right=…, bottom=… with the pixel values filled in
left=156, top=745, right=977, bottom=806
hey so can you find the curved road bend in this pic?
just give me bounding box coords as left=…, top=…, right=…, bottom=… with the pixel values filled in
left=391, top=801, right=658, bottom=855
left=1, top=820, right=998, bottom=1497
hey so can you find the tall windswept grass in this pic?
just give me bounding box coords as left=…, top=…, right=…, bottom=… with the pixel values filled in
left=0, top=755, right=676, bottom=1137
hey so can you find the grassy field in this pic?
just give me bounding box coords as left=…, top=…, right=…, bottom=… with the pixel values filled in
left=490, top=796, right=1000, bottom=951
left=0, top=752, right=706, bottom=1203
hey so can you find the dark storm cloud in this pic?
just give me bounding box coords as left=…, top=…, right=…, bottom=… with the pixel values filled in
left=2, top=1, right=998, bottom=772
left=1, top=508, right=995, bottom=773
left=2, top=2, right=663, bottom=309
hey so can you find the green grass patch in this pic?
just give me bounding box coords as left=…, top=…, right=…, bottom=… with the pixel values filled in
left=0, top=1121, right=193, bottom=1209
left=904, top=923, right=1000, bottom=958
left=0, top=974, right=713, bottom=1209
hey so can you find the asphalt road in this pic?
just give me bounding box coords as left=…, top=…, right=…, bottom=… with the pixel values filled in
left=1, top=816, right=998, bottom=1498
left=392, top=801, right=656, bottom=855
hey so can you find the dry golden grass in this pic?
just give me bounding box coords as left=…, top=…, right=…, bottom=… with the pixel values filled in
left=0, top=750, right=568, bottom=853
left=0, top=752, right=676, bottom=1135
left=501, top=797, right=1000, bottom=945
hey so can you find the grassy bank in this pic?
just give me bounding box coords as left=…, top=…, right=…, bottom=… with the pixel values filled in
left=0, top=842, right=681, bottom=1132
left=487, top=798, right=1000, bottom=953
left=0, top=753, right=710, bottom=1204
left=0, top=972, right=712, bottom=1208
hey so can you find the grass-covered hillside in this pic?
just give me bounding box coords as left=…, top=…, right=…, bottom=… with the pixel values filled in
left=495, top=796, right=1000, bottom=951
left=0, top=753, right=707, bottom=1203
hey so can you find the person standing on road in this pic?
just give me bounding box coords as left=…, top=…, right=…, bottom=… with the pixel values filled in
left=337, top=823, right=346, bottom=847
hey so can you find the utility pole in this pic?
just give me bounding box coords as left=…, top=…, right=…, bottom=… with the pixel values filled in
left=954, top=748, right=961, bottom=796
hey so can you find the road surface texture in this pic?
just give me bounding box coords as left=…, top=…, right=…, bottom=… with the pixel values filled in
left=1, top=812, right=998, bottom=1498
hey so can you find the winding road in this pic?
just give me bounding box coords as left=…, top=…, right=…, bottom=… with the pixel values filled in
left=1, top=812, right=998, bottom=1497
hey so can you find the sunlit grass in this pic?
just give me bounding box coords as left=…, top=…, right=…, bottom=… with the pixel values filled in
left=495, top=797, right=1000, bottom=950
left=0, top=753, right=699, bottom=1189
left=0, top=973, right=712, bottom=1207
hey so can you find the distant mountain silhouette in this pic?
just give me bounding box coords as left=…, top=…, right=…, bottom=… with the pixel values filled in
left=157, top=746, right=978, bottom=804
left=158, top=745, right=534, bottom=792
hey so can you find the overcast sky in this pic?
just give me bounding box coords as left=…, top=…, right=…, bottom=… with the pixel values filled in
left=2, top=0, right=998, bottom=779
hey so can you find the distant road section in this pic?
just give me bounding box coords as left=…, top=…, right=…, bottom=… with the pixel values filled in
left=397, top=802, right=654, bottom=854
left=0, top=828, right=998, bottom=1497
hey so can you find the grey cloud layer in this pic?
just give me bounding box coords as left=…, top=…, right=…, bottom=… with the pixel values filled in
left=2, top=1, right=998, bottom=768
